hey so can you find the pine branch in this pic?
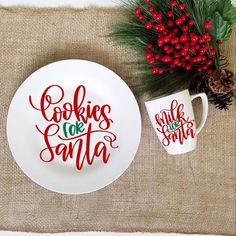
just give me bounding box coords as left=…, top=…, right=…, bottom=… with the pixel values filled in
left=110, top=0, right=235, bottom=109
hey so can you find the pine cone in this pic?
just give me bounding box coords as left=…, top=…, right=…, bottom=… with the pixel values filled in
left=208, top=69, right=235, bottom=94
left=191, top=75, right=234, bottom=110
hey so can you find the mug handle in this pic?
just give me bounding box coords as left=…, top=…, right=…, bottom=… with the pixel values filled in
left=190, top=93, right=208, bottom=135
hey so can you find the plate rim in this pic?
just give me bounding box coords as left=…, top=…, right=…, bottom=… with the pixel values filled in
left=7, top=59, right=142, bottom=194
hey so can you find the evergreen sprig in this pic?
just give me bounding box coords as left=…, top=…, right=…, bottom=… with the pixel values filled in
left=111, top=0, right=235, bottom=108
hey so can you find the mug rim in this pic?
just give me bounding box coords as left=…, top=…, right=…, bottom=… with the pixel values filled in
left=145, top=89, right=189, bottom=105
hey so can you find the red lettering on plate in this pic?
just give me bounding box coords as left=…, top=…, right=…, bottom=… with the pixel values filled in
left=29, top=84, right=118, bottom=171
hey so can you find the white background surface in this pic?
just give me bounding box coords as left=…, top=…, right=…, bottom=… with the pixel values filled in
left=0, top=0, right=232, bottom=235
left=2, top=0, right=234, bottom=8
left=0, top=0, right=121, bottom=7
left=0, top=233, right=198, bottom=236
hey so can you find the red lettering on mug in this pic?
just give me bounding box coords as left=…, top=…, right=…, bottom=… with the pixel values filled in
left=155, top=100, right=195, bottom=146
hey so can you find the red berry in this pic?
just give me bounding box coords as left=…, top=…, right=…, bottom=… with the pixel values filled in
left=157, top=38, right=164, bottom=45
left=155, top=54, right=161, bottom=60
left=155, top=13, right=163, bottom=21
left=158, top=68, right=164, bottom=74
left=206, top=60, right=213, bottom=66
left=155, top=23, right=164, bottom=32
left=169, top=69, right=175, bottom=74
left=170, top=37, right=179, bottom=45
left=185, top=12, right=190, bottom=17
left=199, top=55, right=206, bottom=62
left=153, top=24, right=159, bottom=31
left=188, top=20, right=194, bottom=26
left=155, top=23, right=160, bottom=31
left=159, top=24, right=165, bottom=32
left=168, top=56, right=173, bottom=62
left=185, top=64, right=192, bottom=70
left=161, top=56, right=167, bottom=63
left=146, top=50, right=152, bottom=59
left=179, top=4, right=186, bottom=11
left=203, top=65, right=208, bottom=70
left=163, top=36, right=170, bottom=43
left=180, top=16, right=186, bottom=23
left=145, top=0, right=151, bottom=3
left=190, top=34, right=198, bottom=43
left=174, top=37, right=179, bottom=44
left=147, top=43, right=153, bottom=49
left=199, top=47, right=206, bottom=55
left=173, top=58, right=180, bottom=65
left=202, top=33, right=209, bottom=40
left=186, top=54, right=191, bottom=60
left=173, top=51, right=180, bottom=58
left=148, top=58, right=155, bottom=64
left=197, top=67, right=203, bottom=72
left=207, top=69, right=213, bottom=74
left=192, top=57, right=197, bottom=63
left=190, top=46, right=196, bottom=53
left=166, top=49, right=173, bottom=54
left=183, top=45, right=189, bottom=52
left=167, top=20, right=174, bottom=27
left=170, top=62, right=176, bottom=68
left=207, top=35, right=212, bottom=42
left=145, top=21, right=153, bottom=29
left=164, top=45, right=170, bottom=51
left=152, top=12, right=157, bottom=18
left=177, top=63, right=182, bottom=67
left=138, top=15, right=144, bottom=21
left=180, top=34, right=188, bottom=43
left=196, top=44, right=200, bottom=50
left=170, top=31, right=175, bottom=37
left=175, top=44, right=181, bottom=50
left=204, top=21, right=212, bottom=30
left=205, top=35, right=211, bottom=42
left=182, top=25, right=188, bottom=32
left=196, top=56, right=202, bottom=62
left=148, top=6, right=154, bottom=12
left=180, top=57, right=186, bottom=63
left=173, top=28, right=179, bottom=34
left=167, top=11, right=173, bottom=17
left=134, top=7, right=142, bottom=15
left=152, top=67, right=159, bottom=74
left=199, top=38, right=205, bottom=44
left=210, top=50, right=216, bottom=57
left=175, top=18, right=182, bottom=25
left=170, top=1, right=177, bottom=7
left=170, top=38, right=175, bottom=45
left=202, top=33, right=211, bottom=41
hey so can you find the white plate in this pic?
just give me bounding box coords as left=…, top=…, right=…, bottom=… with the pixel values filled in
left=7, top=60, right=141, bottom=194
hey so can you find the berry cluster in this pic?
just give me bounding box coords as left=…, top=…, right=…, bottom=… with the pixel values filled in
left=134, top=0, right=216, bottom=75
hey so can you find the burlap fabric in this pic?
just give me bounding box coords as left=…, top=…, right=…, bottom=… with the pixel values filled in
left=0, top=7, right=235, bottom=235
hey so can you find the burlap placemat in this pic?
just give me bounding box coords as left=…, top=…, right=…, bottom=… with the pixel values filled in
left=0, top=7, right=235, bottom=235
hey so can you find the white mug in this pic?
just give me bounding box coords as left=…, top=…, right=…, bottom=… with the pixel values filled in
left=145, top=90, right=208, bottom=155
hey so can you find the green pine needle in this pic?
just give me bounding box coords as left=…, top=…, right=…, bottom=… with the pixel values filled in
left=110, top=0, right=235, bottom=96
